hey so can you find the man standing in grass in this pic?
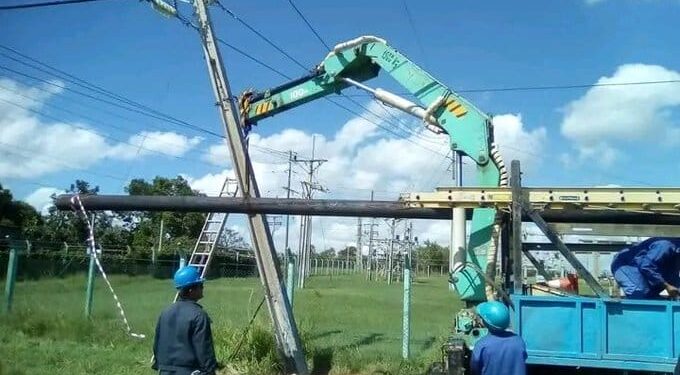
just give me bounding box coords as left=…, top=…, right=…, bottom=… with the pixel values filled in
left=152, top=266, right=218, bottom=375
left=470, top=301, right=527, bottom=375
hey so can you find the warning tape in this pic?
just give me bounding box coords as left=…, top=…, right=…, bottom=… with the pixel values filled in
left=70, top=195, right=145, bottom=339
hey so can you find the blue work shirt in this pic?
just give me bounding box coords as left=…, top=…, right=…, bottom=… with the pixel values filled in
left=470, top=330, right=527, bottom=375
left=152, top=299, right=217, bottom=375
left=611, top=237, right=680, bottom=299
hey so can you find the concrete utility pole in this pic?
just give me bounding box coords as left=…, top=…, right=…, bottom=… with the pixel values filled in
left=295, top=136, right=327, bottom=288
left=367, top=190, right=376, bottom=281
left=386, top=218, right=402, bottom=285
left=155, top=216, right=163, bottom=264
left=268, top=215, right=283, bottom=234
left=283, top=151, right=295, bottom=256
left=191, top=1, right=307, bottom=373
left=355, top=217, right=362, bottom=270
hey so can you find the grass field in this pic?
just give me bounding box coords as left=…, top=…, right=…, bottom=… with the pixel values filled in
left=0, top=273, right=460, bottom=375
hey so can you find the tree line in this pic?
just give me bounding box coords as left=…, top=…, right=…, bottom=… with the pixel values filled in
left=1, top=177, right=450, bottom=267
left=0, top=177, right=247, bottom=258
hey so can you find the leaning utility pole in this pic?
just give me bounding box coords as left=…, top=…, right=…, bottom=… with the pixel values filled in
left=191, top=1, right=307, bottom=373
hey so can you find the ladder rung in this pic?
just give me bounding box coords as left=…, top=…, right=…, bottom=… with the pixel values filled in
left=192, top=252, right=212, bottom=256
left=206, top=219, right=224, bottom=224
left=198, top=240, right=214, bottom=244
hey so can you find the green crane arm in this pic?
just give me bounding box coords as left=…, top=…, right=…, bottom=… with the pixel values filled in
left=239, top=35, right=505, bottom=302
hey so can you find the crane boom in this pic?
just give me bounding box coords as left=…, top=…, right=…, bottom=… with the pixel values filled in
left=239, top=35, right=505, bottom=303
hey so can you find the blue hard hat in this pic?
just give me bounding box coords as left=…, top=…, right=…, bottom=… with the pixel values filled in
left=476, top=301, right=510, bottom=332
left=174, top=266, right=204, bottom=290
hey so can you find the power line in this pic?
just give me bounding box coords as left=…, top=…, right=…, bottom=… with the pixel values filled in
left=0, top=83, right=196, bottom=149
left=173, top=12, right=294, bottom=80
left=325, top=96, right=449, bottom=157
left=212, top=0, right=309, bottom=71
left=0, top=73, right=209, bottom=138
left=0, top=141, right=129, bottom=182
left=402, top=1, right=428, bottom=69
left=0, top=96, right=212, bottom=165
left=171, top=7, right=447, bottom=157
left=0, top=46, right=220, bottom=137
left=345, top=79, right=680, bottom=97
left=285, top=0, right=330, bottom=51
left=0, top=46, right=296, bottom=159
left=0, top=0, right=112, bottom=10
left=0, top=64, right=226, bottom=139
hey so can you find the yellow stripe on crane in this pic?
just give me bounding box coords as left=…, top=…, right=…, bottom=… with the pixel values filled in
left=444, top=98, right=468, bottom=118
left=255, top=101, right=274, bottom=116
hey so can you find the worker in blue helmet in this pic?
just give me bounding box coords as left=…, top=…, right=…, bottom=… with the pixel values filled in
left=470, top=301, right=527, bottom=375
left=611, top=237, right=680, bottom=299
left=152, top=266, right=218, bottom=375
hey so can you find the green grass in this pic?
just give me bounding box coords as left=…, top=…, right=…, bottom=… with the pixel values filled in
left=0, top=274, right=459, bottom=374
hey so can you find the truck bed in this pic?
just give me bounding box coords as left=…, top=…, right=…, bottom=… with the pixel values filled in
left=512, top=294, right=679, bottom=373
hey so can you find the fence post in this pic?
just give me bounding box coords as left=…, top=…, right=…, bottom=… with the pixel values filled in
left=4, top=244, right=19, bottom=313
left=179, top=255, right=186, bottom=269
left=402, top=251, right=411, bottom=359
left=85, top=246, right=96, bottom=318
left=286, top=250, right=295, bottom=306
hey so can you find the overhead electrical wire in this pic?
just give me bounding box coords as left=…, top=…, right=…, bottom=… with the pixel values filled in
left=0, top=47, right=222, bottom=137
left=0, top=96, right=212, bottom=165
left=345, top=79, right=680, bottom=98
left=0, top=142, right=130, bottom=182
left=285, top=0, right=330, bottom=51
left=0, top=64, right=226, bottom=139
left=204, top=2, right=449, bottom=155
left=277, top=2, right=660, bottom=189
left=213, top=0, right=309, bottom=71
left=0, top=85, right=289, bottom=166
left=0, top=0, right=113, bottom=11
left=0, top=44, right=295, bottom=161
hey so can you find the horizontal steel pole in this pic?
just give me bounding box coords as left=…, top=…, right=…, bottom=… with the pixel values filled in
left=54, top=195, right=680, bottom=224
left=55, top=195, right=448, bottom=219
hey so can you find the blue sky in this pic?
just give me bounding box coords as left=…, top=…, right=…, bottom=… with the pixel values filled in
left=1, top=0, right=679, bottom=247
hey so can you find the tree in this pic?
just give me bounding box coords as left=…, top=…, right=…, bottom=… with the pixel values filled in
left=337, top=246, right=357, bottom=260
left=414, top=240, right=448, bottom=268
left=216, top=228, right=249, bottom=253
left=124, top=176, right=206, bottom=256
left=317, top=247, right=336, bottom=259
left=37, top=180, right=101, bottom=245
left=0, top=182, right=42, bottom=240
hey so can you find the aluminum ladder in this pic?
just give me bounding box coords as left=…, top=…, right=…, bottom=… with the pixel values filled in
left=187, top=177, right=237, bottom=278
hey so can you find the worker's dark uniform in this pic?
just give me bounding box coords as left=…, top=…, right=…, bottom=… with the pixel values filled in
left=470, top=330, right=527, bottom=375
left=152, top=299, right=217, bottom=375
left=611, top=237, right=680, bottom=299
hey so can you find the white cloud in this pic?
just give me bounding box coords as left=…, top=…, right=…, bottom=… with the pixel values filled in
left=24, top=187, right=62, bottom=214
left=184, top=169, right=235, bottom=196
left=0, top=78, right=205, bottom=179
left=203, top=143, right=230, bottom=166
left=561, top=64, right=680, bottom=166
left=107, top=131, right=202, bottom=160
left=491, top=114, right=547, bottom=173
left=187, top=104, right=544, bottom=250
